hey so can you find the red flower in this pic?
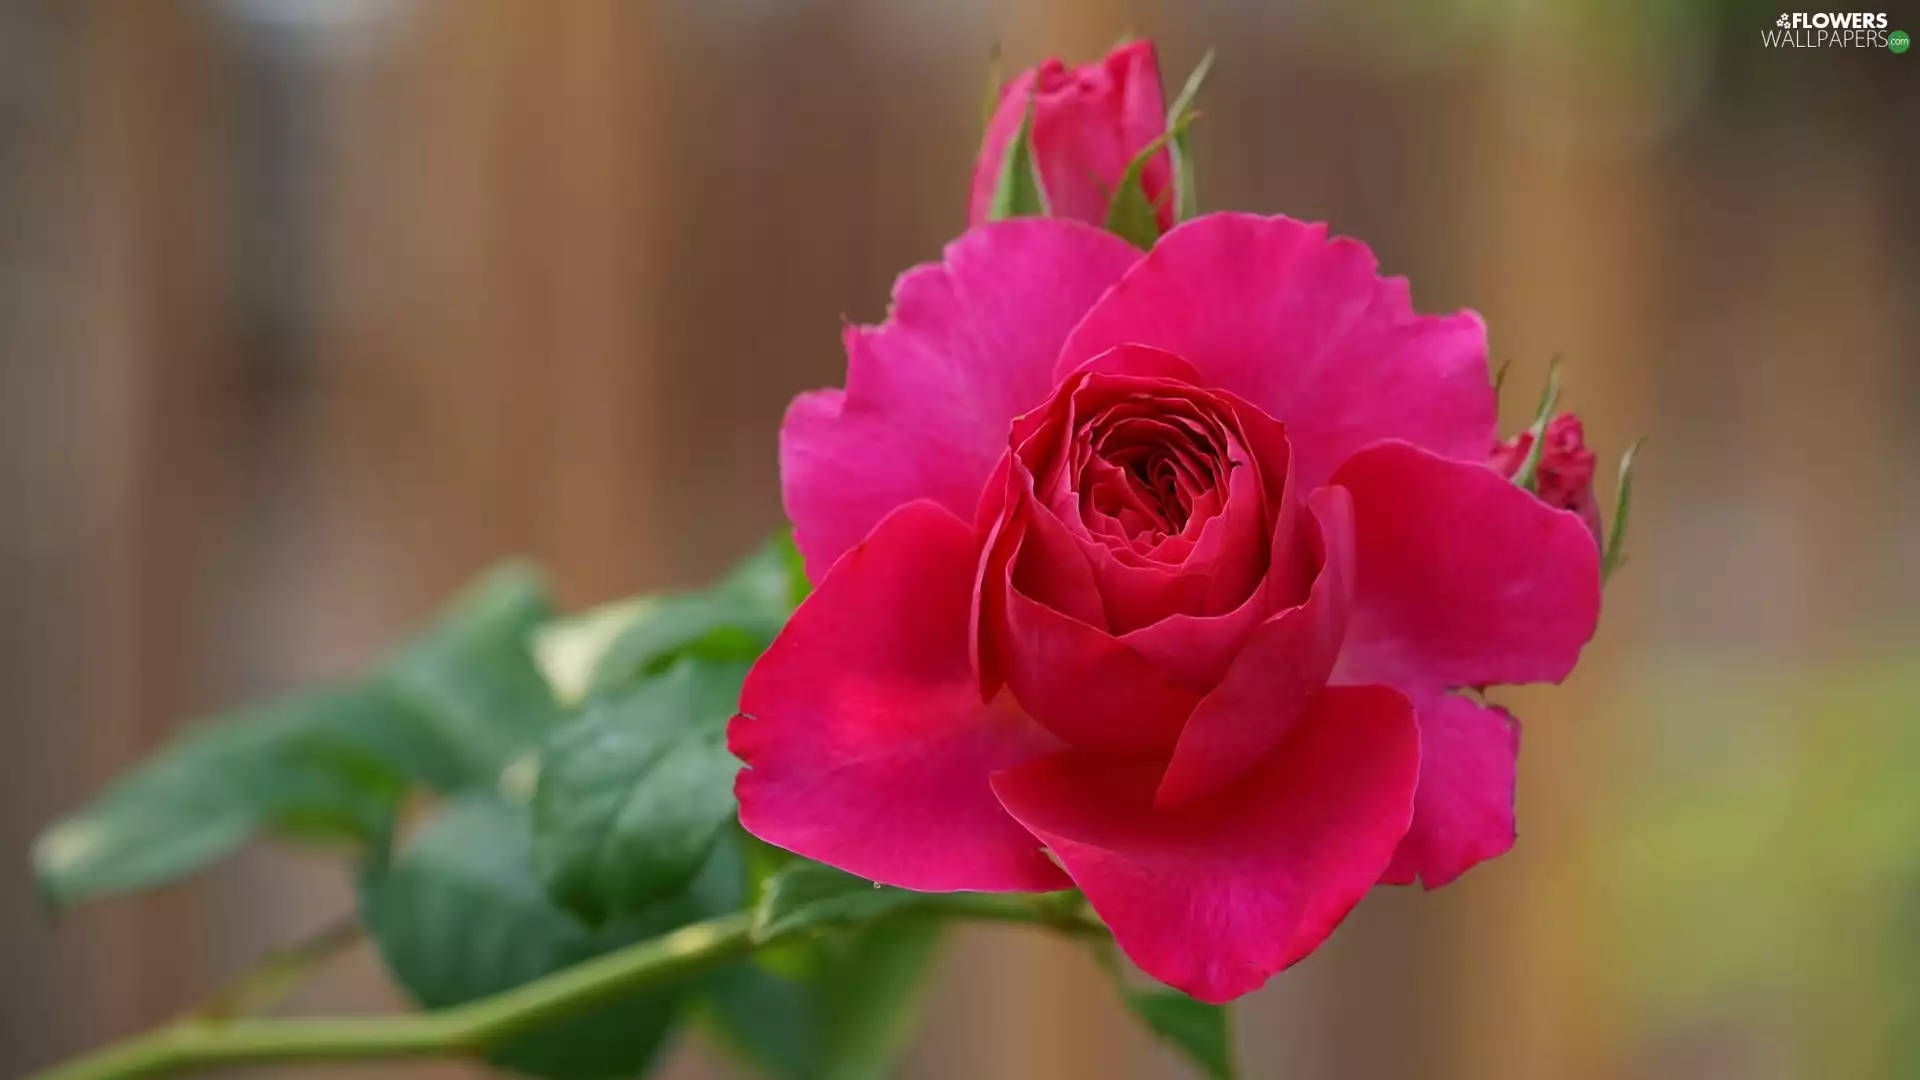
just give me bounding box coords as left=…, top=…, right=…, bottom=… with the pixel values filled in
left=731, top=215, right=1601, bottom=1002
left=969, top=41, right=1173, bottom=231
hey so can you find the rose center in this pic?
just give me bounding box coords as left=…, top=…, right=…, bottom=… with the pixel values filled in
left=1076, top=405, right=1236, bottom=553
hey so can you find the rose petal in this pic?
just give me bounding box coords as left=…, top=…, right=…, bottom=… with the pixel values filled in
left=783, top=220, right=1142, bottom=579
left=1153, top=486, right=1354, bottom=807
left=991, top=685, right=1419, bottom=1003
left=997, top=572, right=1201, bottom=756
left=1055, top=214, right=1495, bottom=488
left=1330, top=440, right=1601, bottom=692
left=1117, top=431, right=1304, bottom=691
left=1380, top=693, right=1519, bottom=888
left=733, top=500, right=1068, bottom=892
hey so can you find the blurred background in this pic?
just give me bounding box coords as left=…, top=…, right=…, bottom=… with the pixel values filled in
left=2, top=0, right=1917, bottom=1077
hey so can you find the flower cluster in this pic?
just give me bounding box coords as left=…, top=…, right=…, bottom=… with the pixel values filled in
left=731, top=42, right=1618, bottom=1003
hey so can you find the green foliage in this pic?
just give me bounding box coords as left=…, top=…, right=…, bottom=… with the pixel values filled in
left=32, top=562, right=560, bottom=909
left=532, top=659, right=749, bottom=923
left=1088, top=935, right=1238, bottom=1079
left=532, top=596, right=657, bottom=710
left=25, top=529, right=1246, bottom=1080
left=699, top=837, right=945, bottom=1080
left=361, top=795, right=735, bottom=1079
left=704, top=917, right=944, bottom=1080
left=381, top=562, right=567, bottom=783
left=1077, top=940, right=1237, bottom=1080
left=987, top=96, right=1049, bottom=220
left=752, top=861, right=927, bottom=939
left=33, top=682, right=415, bottom=908
left=564, top=534, right=802, bottom=702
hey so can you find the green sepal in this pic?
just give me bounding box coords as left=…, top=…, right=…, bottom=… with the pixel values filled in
left=1602, top=438, right=1645, bottom=583
left=979, top=41, right=1004, bottom=134
left=1104, top=112, right=1195, bottom=250
left=1492, top=357, right=1515, bottom=401
left=1166, top=49, right=1215, bottom=222
left=987, top=94, right=1049, bottom=220
left=1510, top=357, right=1564, bottom=493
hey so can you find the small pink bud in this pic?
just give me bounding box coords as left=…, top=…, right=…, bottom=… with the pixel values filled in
left=970, top=42, right=1173, bottom=231
left=1492, top=413, right=1602, bottom=541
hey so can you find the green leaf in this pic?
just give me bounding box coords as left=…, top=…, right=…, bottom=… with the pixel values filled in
left=1509, top=357, right=1564, bottom=494
left=987, top=95, right=1049, bottom=220
left=704, top=916, right=944, bottom=1080
left=753, top=862, right=926, bottom=940
left=1165, top=50, right=1215, bottom=222
left=361, top=795, right=732, bottom=1080
left=1603, top=438, right=1645, bottom=584
left=32, top=560, right=570, bottom=910
left=1088, top=937, right=1235, bottom=1079
left=582, top=535, right=802, bottom=700
left=32, top=680, right=438, bottom=909
left=1119, top=987, right=1236, bottom=1080
left=383, top=561, right=566, bottom=787
left=532, top=596, right=656, bottom=710
left=533, top=659, right=749, bottom=923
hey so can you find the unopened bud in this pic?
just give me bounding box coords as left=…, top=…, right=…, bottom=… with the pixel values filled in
left=1492, top=413, right=1602, bottom=541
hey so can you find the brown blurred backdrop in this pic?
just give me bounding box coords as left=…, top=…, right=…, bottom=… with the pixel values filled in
left=3, top=1, right=1917, bottom=1077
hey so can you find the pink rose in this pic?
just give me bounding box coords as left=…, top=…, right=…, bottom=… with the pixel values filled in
left=969, top=41, right=1173, bottom=231
left=730, top=215, right=1601, bottom=1002
left=1491, top=412, right=1603, bottom=540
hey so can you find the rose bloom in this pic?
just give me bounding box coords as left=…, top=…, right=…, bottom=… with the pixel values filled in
left=730, top=215, right=1601, bottom=1002
left=969, top=41, right=1173, bottom=231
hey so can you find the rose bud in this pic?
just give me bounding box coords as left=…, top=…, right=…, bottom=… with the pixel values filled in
left=1491, top=413, right=1603, bottom=541
left=969, top=41, right=1173, bottom=232
left=733, top=214, right=1601, bottom=1003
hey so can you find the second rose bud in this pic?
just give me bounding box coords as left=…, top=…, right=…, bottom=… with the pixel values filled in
left=970, top=41, right=1183, bottom=236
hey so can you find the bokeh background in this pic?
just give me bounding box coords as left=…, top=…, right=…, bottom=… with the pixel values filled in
left=3, top=1, right=1917, bottom=1077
